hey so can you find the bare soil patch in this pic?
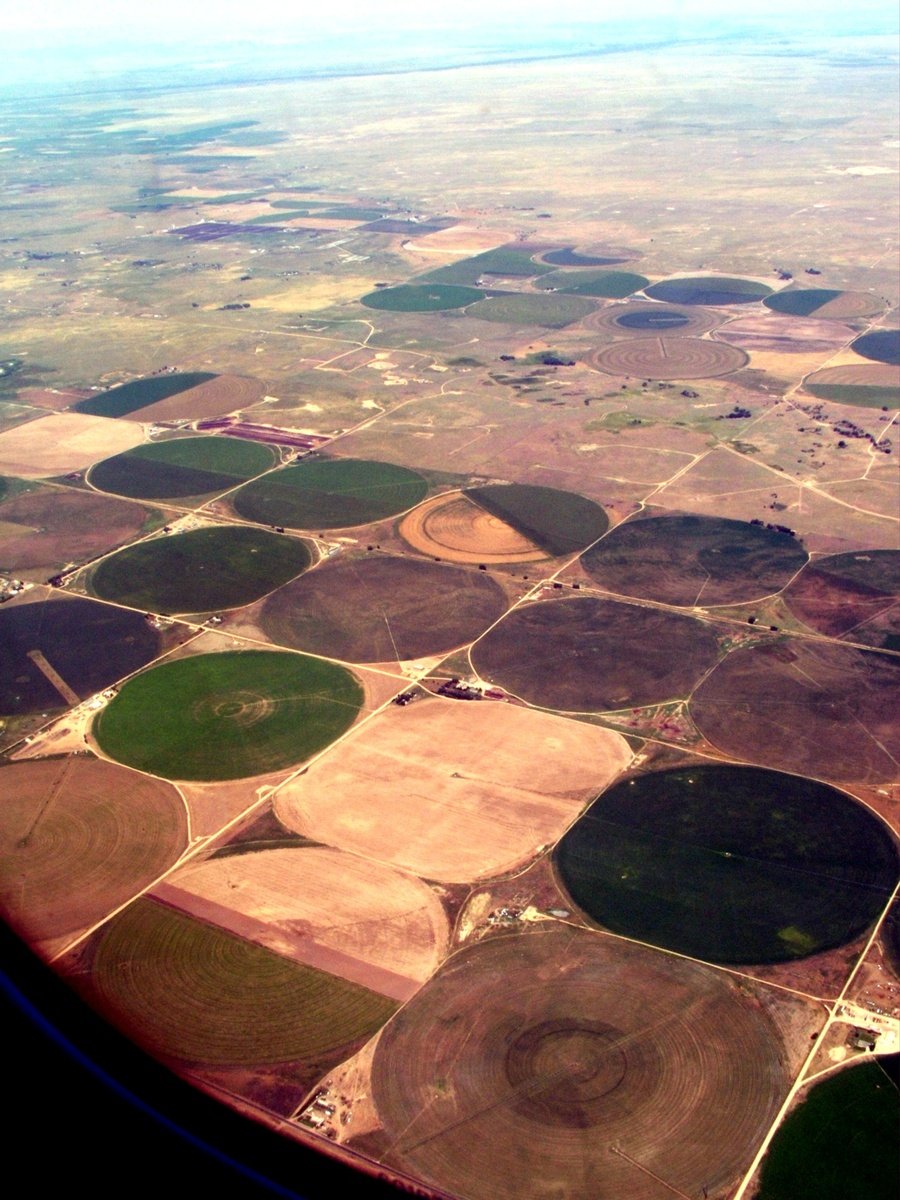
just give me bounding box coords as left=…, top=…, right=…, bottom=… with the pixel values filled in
left=690, top=639, right=899, bottom=783
left=16, top=387, right=94, bottom=411
left=0, top=412, right=144, bottom=478
left=153, top=846, right=449, bottom=1000
left=372, top=925, right=788, bottom=1200
left=715, top=311, right=856, bottom=355
left=273, top=698, right=632, bottom=882
left=136, top=374, right=268, bottom=422
left=804, top=363, right=897, bottom=387
left=259, top=553, right=508, bottom=662
left=398, top=492, right=546, bottom=564
left=472, top=596, right=721, bottom=712
left=0, top=756, right=186, bottom=947
left=586, top=337, right=748, bottom=380
left=0, top=487, right=151, bottom=574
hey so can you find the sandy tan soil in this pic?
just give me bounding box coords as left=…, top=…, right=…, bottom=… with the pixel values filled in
left=274, top=698, right=632, bottom=882
left=398, top=491, right=546, bottom=564
left=137, top=374, right=268, bottom=421
left=0, top=412, right=144, bottom=477
left=153, top=846, right=449, bottom=1000
left=404, top=226, right=507, bottom=255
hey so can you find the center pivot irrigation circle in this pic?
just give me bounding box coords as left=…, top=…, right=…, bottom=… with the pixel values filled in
left=587, top=336, right=748, bottom=380
left=93, top=650, right=363, bottom=781
left=371, top=925, right=787, bottom=1200
left=505, top=1019, right=630, bottom=1124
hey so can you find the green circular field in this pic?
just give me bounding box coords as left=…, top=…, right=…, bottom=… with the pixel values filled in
left=556, top=765, right=899, bottom=964
left=93, top=650, right=363, bottom=780
left=465, top=292, right=596, bottom=327
left=89, top=525, right=313, bottom=614
left=535, top=269, right=649, bottom=298
left=88, top=898, right=396, bottom=1065
left=645, top=277, right=773, bottom=306
left=89, top=436, right=277, bottom=500
left=229, top=457, right=428, bottom=530
left=851, top=329, right=900, bottom=366
left=360, top=284, right=484, bottom=311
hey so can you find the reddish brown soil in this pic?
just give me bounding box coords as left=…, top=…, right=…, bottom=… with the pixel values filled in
left=0, top=487, right=151, bottom=574
left=137, top=374, right=268, bottom=421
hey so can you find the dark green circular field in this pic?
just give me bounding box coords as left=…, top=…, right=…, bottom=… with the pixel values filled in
left=851, top=329, right=900, bottom=366
left=644, top=276, right=773, bottom=306
left=229, top=457, right=428, bottom=530
left=580, top=513, right=808, bottom=607
left=756, top=1061, right=900, bottom=1200
left=89, top=525, right=313, bottom=614
left=87, top=897, right=397, bottom=1065
left=0, top=597, right=161, bottom=717
left=556, top=765, right=899, bottom=964
left=93, top=649, right=362, bottom=780
left=74, top=372, right=216, bottom=418
left=260, top=554, right=507, bottom=662
left=535, top=269, right=649, bottom=298
left=89, top=436, right=277, bottom=501
left=763, top=288, right=844, bottom=316
left=614, top=308, right=692, bottom=330
left=360, top=284, right=484, bottom=311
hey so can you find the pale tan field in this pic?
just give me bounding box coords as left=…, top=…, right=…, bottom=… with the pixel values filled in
left=152, top=845, right=449, bottom=1000
left=398, top=491, right=546, bottom=563
left=0, top=412, right=144, bottom=477
left=273, top=697, right=633, bottom=882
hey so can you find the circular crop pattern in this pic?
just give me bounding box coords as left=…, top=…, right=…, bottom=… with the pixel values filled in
left=850, top=329, right=900, bottom=367
left=586, top=302, right=720, bottom=339
left=586, top=336, right=748, bottom=380
left=229, top=457, right=428, bottom=530
left=581, top=513, right=808, bottom=607
left=464, top=292, right=596, bottom=328
left=783, top=549, right=899, bottom=649
left=360, top=284, right=484, bottom=311
left=644, top=276, right=773, bottom=306
left=0, top=597, right=161, bottom=717
left=0, top=488, right=150, bottom=573
left=802, top=363, right=899, bottom=408
left=764, top=288, right=883, bottom=320
left=371, top=925, right=787, bottom=1200
left=541, top=248, right=634, bottom=267
left=0, top=758, right=186, bottom=944
left=471, top=596, right=720, bottom=711
left=85, top=898, right=397, bottom=1065
left=90, top=525, right=312, bottom=614
left=89, top=436, right=276, bottom=501
left=93, top=650, right=363, bottom=781
left=556, top=764, right=899, bottom=964
left=399, top=492, right=545, bottom=563
left=691, top=640, right=899, bottom=783
left=260, top=554, right=508, bottom=662
left=535, top=269, right=649, bottom=298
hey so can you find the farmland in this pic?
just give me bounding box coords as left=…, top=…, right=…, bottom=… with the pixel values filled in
left=0, top=24, right=898, bottom=1200
left=93, top=650, right=363, bottom=780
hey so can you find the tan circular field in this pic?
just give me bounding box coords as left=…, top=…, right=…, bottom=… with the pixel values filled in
left=273, top=699, right=633, bottom=882
left=398, top=491, right=546, bottom=564
left=154, top=845, right=450, bottom=1001
left=585, top=302, right=721, bottom=339
left=0, top=757, right=187, bottom=946
left=586, top=336, right=748, bottom=380
left=0, top=412, right=144, bottom=478
left=810, top=291, right=886, bottom=320
left=804, top=363, right=899, bottom=388
left=372, top=925, right=787, bottom=1200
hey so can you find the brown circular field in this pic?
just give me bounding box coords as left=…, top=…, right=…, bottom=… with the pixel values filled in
left=581, top=513, right=809, bottom=607
left=802, top=291, right=885, bottom=320
left=259, top=554, right=508, bottom=663
left=691, top=640, right=900, bottom=783
left=782, top=549, right=899, bottom=651
left=371, top=925, right=787, bottom=1200
left=158, top=845, right=450, bottom=1000
left=0, top=757, right=186, bottom=945
left=802, top=362, right=899, bottom=408
left=586, top=336, right=748, bottom=380
left=585, top=301, right=721, bottom=339
left=471, top=597, right=720, bottom=711
left=84, top=896, right=397, bottom=1066
left=398, top=491, right=546, bottom=564
left=0, top=487, right=150, bottom=573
